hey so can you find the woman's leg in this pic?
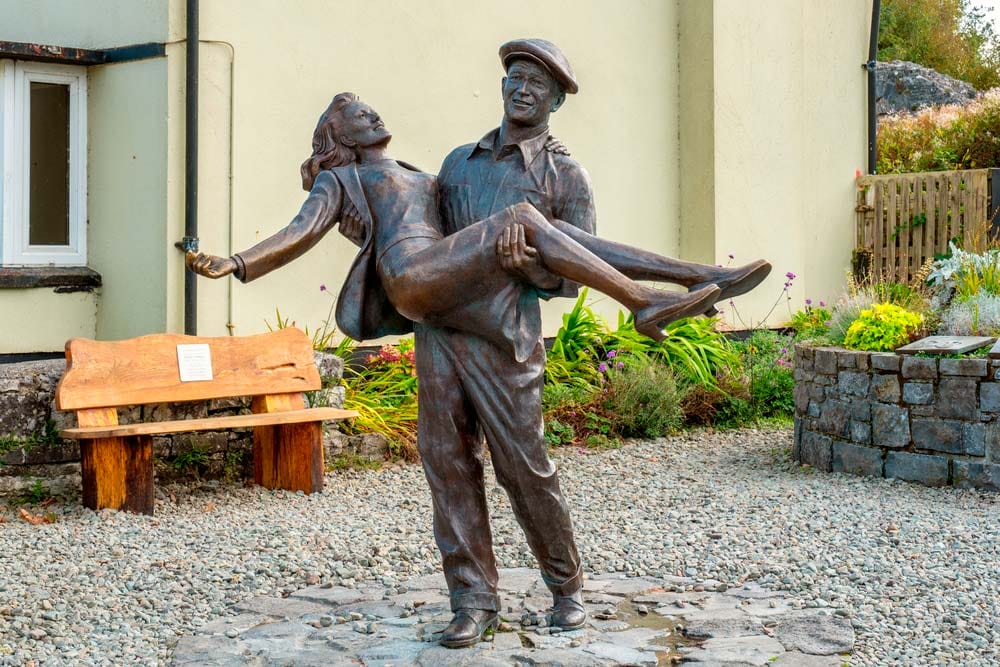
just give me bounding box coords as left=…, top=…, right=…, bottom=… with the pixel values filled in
left=545, top=218, right=771, bottom=301
left=382, top=204, right=719, bottom=340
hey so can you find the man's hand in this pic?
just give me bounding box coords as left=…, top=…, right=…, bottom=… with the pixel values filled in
left=338, top=201, right=367, bottom=247
left=497, top=223, right=561, bottom=291
left=186, top=251, right=238, bottom=279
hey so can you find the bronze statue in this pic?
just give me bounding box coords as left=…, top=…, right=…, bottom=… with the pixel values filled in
left=188, top=38, right=771, bottom=649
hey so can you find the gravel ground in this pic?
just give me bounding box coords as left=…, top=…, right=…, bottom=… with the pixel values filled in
left=0, top=426, right=998, bottom=666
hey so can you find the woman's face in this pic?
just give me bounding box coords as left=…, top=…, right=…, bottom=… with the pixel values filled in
left=335, top=100, right=392, bottom=148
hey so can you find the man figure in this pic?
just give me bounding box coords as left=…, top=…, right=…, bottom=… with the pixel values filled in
left=423, top=37, right=771, bottom=648
left=423, top=38, right=593, bottom=648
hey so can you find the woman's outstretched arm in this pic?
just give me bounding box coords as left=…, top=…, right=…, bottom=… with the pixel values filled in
left=188, top=170, right=346, bottom=282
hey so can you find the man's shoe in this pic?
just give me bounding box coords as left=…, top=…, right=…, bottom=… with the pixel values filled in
left=439, top=608, right=499, bottom=649
left=550, top=591, right=587, bottom=630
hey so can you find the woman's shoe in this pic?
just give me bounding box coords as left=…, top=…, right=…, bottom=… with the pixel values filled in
left=690, top=259, right=772, bottom=315
left=634, top=284, right=721, bottom=341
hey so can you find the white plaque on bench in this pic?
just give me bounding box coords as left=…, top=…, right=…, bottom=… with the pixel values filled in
left=177, top=344, right=214, bottom=382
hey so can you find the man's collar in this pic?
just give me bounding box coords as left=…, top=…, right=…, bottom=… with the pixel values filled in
left=470, top=127, right=550, bottom=165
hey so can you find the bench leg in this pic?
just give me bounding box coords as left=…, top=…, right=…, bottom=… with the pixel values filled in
left=79, top=435, right=154, bottom=515
left=253, top=422, right=324, bottom=494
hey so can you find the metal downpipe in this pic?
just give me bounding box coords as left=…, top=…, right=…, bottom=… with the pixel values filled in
left=183, top=0, right=199, bottom=334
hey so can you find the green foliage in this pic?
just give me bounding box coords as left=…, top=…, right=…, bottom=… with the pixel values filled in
left=267, top=307, right=341, bottom=352
left=604, top=313, right=737, bottom=388
left=731, top=330, right=797, bottom=419
left=0, top=420, right=64, bottom=467
left=171, top=445, right=210, bottom=476
left=545, top=289, right=606, bottom=390
left=9, top=480, right=51, bottom=507
left=338, top=339, right=419, bottom=461
left=877, top=90, right=1000, bottom=174
left=327, top=453, right=383, bottom=471
left=878, top=0, right=1000, bottom=90
left=789, top=304, right=833, bottom=340
left=826, top=276, right=930, bottom=345
left=543, top=419, right=576, bottom=447
left=844, top=302, right=925, bottom=351
left=222, top=450, right=247, bottom=482
left=601, top=356, right=685, bottom=438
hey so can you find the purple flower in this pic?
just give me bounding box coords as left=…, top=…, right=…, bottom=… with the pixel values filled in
left=598, top=363, right=608, bottom=373
left=824, top=320, right=832, bottom=326
left=819, top=300, right=826, bottom=307
left=805, top=298, right=812, bottom=306
left=616, top=362, right=625, bottom=369
left=780, top=347, right=788, bottom=354
left=319, top=284, right=327, bottom=292
left=785, top=272, right=796, bottom=280
left=606, top=350, right=617, bottom=359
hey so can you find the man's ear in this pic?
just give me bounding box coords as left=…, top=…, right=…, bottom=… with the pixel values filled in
left=501, top=76, right=507, bottom=96
left=550, top=91, right=566, bottom=113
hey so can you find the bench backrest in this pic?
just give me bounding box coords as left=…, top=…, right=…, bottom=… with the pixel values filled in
left=56, top=328, right=321, bottom=411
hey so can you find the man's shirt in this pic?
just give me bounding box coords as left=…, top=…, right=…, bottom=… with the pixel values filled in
left=437, top=126, right=597, bottom=302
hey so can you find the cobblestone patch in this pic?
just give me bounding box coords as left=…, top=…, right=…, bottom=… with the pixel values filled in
left=169, top=569, right=854, bottom=666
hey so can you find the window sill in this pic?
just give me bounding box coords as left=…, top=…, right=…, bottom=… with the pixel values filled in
left=0, top=266, right=101, bottom=293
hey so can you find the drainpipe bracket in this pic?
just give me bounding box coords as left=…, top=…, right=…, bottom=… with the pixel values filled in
left=175, top=236, right=200, bottom=253
left=862, top=60, right=877, bottom=72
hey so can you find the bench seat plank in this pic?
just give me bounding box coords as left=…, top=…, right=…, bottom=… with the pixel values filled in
left=61, top=407, right=357, bottom=440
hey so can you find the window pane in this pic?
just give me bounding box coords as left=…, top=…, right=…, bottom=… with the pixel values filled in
left=29, top=81, right=70, bottom=246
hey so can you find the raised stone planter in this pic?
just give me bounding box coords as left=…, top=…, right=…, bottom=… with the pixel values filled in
left=794, top=345, right=1000, bottom=491
left=0, top=352, right=373, bottom=483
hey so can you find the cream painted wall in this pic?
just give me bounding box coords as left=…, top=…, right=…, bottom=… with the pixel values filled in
left=679, top=0, right=716, bottom=266
left=183, top=0, right=681, bottom=339
left=709, top=0, right=869, bottom=328
left=88, top=57, right=170, bottom=340
left=0, top=289, right=96, bottom=352
left=0, top=0, right=168, bottom=49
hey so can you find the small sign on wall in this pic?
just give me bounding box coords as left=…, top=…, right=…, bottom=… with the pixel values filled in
left=176, top=344, right=214, bottom=382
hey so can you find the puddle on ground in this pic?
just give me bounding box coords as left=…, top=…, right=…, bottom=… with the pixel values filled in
left=615, top=599, right=702, bottom=666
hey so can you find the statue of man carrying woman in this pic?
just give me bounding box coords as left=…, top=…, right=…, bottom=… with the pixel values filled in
left=189, top=38, right=770, bottom=648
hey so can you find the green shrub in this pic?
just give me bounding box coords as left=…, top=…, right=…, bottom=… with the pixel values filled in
left=844, top=302, right=924, bottom=351
left=545, top=289, right=606, bottom=391
left=603, top=312, right=737, bottom=388
left=789, top=303, right=832, bottom=340
left=877, top=90, right=1000, bottom=174
left=602, top=357, right=685, bottom=438
left=731, top=330, right=796, bottom=420
left=338, top=339, right=419, bottom=461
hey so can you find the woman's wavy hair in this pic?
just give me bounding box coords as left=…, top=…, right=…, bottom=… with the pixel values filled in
left=300, top=92, right=360, bottom=191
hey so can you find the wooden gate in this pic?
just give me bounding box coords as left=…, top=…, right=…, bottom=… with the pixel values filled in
left=855, top=169, right=996, bottom=284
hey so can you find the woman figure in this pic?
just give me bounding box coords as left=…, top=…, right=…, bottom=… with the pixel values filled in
left=189, top=93, right=760, bottom=357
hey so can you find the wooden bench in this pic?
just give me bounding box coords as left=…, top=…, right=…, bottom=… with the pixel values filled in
left=55, top=328, right=357, bottom=514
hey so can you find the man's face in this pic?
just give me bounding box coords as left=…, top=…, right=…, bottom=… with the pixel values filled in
left=501, top=59, right=564, bottom=127
left=336, top=100, right=392, bottom=148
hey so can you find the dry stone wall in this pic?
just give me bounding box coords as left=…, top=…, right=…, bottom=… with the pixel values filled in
left=794, top=345, right=1000, bottom=490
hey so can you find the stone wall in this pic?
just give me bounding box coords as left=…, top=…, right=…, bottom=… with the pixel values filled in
left=0, top=352, right=381, bottom=483
left=794, top=345, right=1000, bottom=490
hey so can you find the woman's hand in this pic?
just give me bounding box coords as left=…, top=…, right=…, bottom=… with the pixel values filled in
left=186, top=251, right=238, bottom=278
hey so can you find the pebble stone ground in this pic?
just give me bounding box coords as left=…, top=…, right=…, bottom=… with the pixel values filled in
left=0, top=427, right=997, bottom=665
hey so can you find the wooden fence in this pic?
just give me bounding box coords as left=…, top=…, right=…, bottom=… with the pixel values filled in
left=855, top=169, right=999, bottom=284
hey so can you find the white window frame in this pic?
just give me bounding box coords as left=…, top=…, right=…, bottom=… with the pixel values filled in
left=0, top=59, right=87, bottom=266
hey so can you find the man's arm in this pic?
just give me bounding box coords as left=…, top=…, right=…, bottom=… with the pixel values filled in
left=535, top=159, right=597, bottom=299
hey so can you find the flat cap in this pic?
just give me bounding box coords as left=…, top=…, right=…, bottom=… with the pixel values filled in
left=499, top=38, right=578, bottom=94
